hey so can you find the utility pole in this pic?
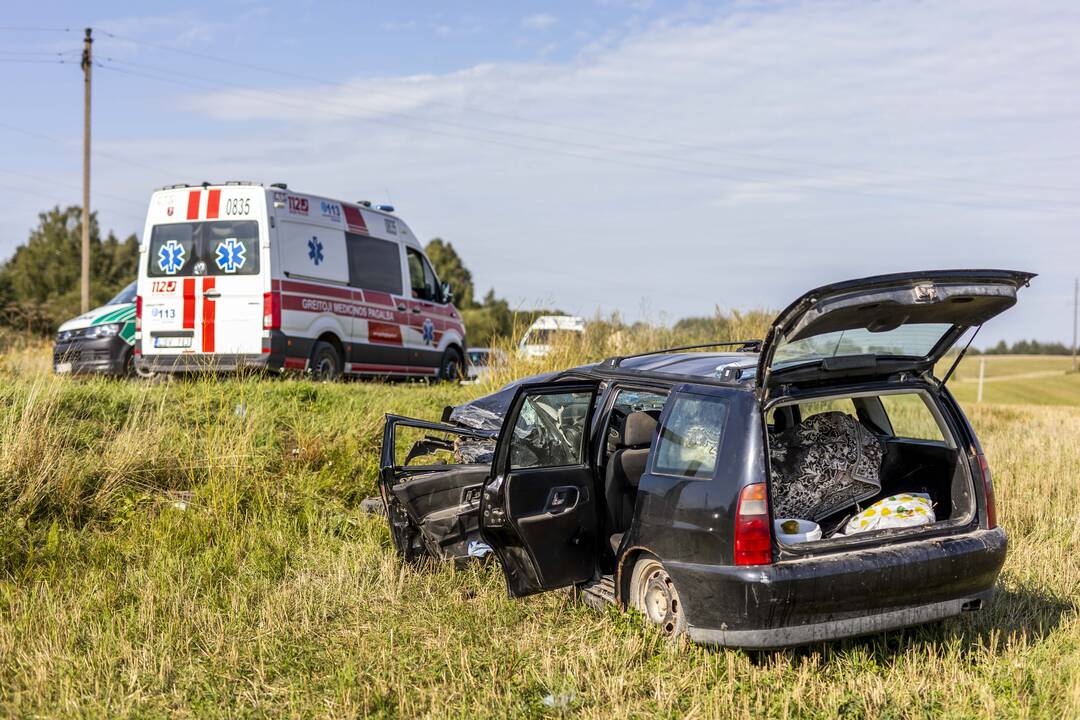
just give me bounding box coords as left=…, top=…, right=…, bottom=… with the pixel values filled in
left=80, top=27, right=92, bottom=313
left=1072, top=277, right=1078, bottom=373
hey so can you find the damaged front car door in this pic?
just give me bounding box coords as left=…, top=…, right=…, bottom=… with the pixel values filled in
left=479, top=381, right=602, bottom=597
left=379, top=414, right=497, bottom=563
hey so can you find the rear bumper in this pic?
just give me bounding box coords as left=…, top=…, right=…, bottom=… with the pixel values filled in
left=137, top=331, right=287, bottom=373
left=689, top=591, right=993, bottom=648
left=665, top=526, right=1007, bottom=649
left=53, top=337, right=130, bottom=375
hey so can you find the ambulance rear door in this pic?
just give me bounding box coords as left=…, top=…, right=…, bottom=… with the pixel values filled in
left=142, top=186, right=267, bottom=359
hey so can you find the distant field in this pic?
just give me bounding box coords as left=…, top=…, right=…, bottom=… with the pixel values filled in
left=943, top=355, right=1080, bottom=407
left=1, top=346, right=1079, bottom=717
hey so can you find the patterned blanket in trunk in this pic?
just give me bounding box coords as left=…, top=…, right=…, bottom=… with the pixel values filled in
left=768, top=411, right=883, bottom=521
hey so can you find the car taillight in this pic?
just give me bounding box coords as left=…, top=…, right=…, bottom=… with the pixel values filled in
left=263, top=291, right=280, bottom=330
left=135, top=295, right=142, bottom=331
left=734, top=483, right=773, bottom=565
left=977, top=452, right=997, bottom=529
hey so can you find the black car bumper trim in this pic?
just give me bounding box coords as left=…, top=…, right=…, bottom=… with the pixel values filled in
left=687, top=590, right=994, bottom=648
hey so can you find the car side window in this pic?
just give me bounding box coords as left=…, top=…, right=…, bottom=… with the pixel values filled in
left=878, top=393, right=946, bottom=442
left=345, top=233, right=403, bottom=294
left=422, top=256, right=442, bottom=303
left=652, top=394, right=728, bottom=479
left=509, top=391, right=593, bottom=470
left=406, top=247, right=438, bottom=301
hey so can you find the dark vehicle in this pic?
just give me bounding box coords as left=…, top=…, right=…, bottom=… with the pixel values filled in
left=378, top=270, right=1031, bottom=647
left=53, top=281, right=144, bottom=377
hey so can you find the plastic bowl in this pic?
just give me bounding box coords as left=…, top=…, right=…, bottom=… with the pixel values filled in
left=774, top=518, right=822, bottom=544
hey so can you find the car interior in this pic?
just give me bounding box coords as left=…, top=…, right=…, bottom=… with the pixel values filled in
left=766, top=392, right=974, bottom=543
left=598, top=390, right=667, bottom=564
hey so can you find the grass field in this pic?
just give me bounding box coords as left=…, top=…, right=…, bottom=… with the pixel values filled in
left=1, top=346, right=1079, bottom=718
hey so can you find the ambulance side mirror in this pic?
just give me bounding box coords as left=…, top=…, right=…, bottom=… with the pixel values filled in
left=440, top=281, right=454, bottom=305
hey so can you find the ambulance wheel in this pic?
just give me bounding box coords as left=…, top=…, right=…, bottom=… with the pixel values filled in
left=127, top=351, right=154, bottom=379
left=310, top=341, right=343, bottom=381
left=437, top=348, right=464, bottom=383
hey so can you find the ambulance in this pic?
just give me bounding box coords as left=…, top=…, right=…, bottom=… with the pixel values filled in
left=135, top=182, right=467, bottom=379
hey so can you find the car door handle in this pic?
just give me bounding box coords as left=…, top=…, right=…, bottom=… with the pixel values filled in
left=396, top=304, right=407, bottom=311
left=545, top=486, right=580, bottom=514
left=203, top=290, right=220, bottom=299
left=411, top=307, right=421, bottom=314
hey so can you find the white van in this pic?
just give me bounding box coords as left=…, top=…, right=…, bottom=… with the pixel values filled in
left=518, top=315, right=586, bottom=359
left=136, top=182, right=467, bottom=379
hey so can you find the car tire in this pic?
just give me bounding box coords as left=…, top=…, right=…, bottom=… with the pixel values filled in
left=127, top=349, right=155, bottom=379
left=310, top=341, right=343, bottom=381
left=437, top=348, right=464, bottom=383
left=629, top=555, right=687, bottom=638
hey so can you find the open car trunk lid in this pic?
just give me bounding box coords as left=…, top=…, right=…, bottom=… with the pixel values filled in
left=757, top=269, right=1035, bottom=388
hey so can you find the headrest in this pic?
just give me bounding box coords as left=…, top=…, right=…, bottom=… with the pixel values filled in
left=623, top=411, right=657, bottom=448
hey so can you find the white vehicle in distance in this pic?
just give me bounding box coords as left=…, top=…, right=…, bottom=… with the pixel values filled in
left=464, top=347, right=508, bottom=383
left=518, top=315, right=586, bottom=359
left=135, top=182, right=467, bottom=380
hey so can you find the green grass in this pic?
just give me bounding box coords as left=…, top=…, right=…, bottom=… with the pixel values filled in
left=1, top=347, right=1079, bottom=717
left=942, top=355, right=1080, bottom=407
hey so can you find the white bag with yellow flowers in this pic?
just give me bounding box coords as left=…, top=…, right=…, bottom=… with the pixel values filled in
left=843, top=493, right=935, bottom=535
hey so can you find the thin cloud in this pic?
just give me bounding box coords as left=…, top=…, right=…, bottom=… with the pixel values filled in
left=521, top=13, right=558, bottom=31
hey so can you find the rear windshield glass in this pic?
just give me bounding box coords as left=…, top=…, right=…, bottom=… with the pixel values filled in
left=148, top=221, right=260, bottom=277
left=773, top=324, right=952, bottom=368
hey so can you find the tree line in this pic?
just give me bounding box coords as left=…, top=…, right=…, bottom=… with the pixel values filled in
left=0, top=206, right=137, bottom=334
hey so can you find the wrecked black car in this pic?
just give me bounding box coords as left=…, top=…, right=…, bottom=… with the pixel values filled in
left=378, top=270, right=1032, bottom=648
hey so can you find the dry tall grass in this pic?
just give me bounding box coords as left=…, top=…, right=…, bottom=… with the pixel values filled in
left=0, top=340, right=1078, bottom=718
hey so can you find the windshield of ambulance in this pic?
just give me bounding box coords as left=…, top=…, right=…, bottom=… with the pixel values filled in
left=772, top=323, right=953, bottom=368
left=105, top=281, right=137, bottom=305
left=147, top=220, right=260, bottom=277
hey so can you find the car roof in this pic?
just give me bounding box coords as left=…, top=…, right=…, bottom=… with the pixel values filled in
left=564, top=351, right=760, bottom=389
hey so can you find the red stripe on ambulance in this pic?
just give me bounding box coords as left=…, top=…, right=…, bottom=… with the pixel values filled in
left=206, top=189, right=221, bottom=219
left=343, top=205, right=368, bottom=234
left=201, top=277, right=216, bottom=352
left=186, top=190, right=201, bottom=220
left=182, top=278, right=196, bottom=329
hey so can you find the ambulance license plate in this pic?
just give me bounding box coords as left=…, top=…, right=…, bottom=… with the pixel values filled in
left=55, top=362, right=73, bottom=374
left=154, top=336, right=192, bottom=349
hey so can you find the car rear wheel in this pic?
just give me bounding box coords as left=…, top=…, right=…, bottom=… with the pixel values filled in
left=629, top=555, right=687, bottom=638
left=310, top=341, right=343, bottom=381
left=437, top=348, right=464, bottom=383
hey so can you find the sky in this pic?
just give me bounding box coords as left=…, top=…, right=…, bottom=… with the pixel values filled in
left=1, top=0, right=1078, bottom=346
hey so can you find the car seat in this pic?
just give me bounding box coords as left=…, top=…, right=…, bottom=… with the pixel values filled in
left=605, top=411, right=657, bottom=552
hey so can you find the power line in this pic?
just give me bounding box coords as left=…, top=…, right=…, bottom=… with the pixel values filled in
left=0, top=180, right=146, bottom=227
left=0, top=58, right=70, bottom=64
left=0, top=26, right=72, bottom=32
left=0, top=119, right=180, bottom=176
left=0, top=49, right=79, bottom=56
left=0, top=169, right=147, bottom=208
left=98, top=28, right=1080, bottom=198
left=94, top=57, right=1080, bottom=216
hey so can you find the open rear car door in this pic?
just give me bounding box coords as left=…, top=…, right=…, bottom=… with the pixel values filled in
left=480, top=381, right=602, bottom=597
left=379, top=415, right=497, bottom=563
left=757, top=269, right=1036, bottom=389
